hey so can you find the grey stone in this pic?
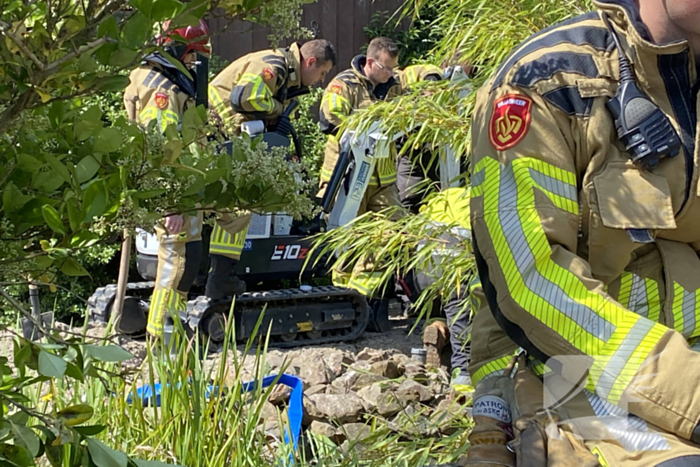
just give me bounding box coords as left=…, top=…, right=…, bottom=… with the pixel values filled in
left=370, top=360, right=400, bottom=379
left=324, top=351, right=354, bottom=378
left=396, top=379, right=433, bottom=403
left=355, top=347, right=388, bottom=362
left=306, top=384, right=327, bottom=396
left=403, top=362, right=429, bottom=382
left=309, top=420, right=338, bottom=439
left=340, top=422, right=371, bottom=442
left=268, top=384, right=292, bottom=405
left=303, top=393, right=365, bottom=424
left=431, top=398, right=469, bottom=434
left=294, top=357, right=334, bottom=388
left=330, top=370, right=359, bottom=394
left=357, top=382, right=402, bottom=417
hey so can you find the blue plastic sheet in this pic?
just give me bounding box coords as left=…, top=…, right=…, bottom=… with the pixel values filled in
left=127, top=374, right=304, bottom=453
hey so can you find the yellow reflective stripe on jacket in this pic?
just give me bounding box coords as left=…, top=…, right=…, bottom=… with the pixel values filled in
left=347, top=272, right=384, bottom=297
left=209, top=86, right=232, bottom=120
left=139, top=107, right=179, bottom=133
left=236, top=72, right=274, bottom=112
left=615, top=272, right=662, bottom=324
left=671, top=283, right=700, bottom=339
left=376, top=158, right=397, bottom=185
left=473, top=156, right=668, bottom=405
left=322, top=92, right=352, bottom=120
left=471, top=353, right=514, bottom=384
left=209, top=224, right=248, bottom=260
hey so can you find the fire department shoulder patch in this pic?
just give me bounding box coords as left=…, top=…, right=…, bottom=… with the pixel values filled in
left=263, top=67, right=275, bottom=82
left=329, top=82, right=342, bottom=94
left=488, top=93, right=533, bottom=151
left=154, top=92, right=169, bottom=110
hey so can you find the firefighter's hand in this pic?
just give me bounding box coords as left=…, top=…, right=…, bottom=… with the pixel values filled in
left=164, top=214, right=184, bottom=235
left=274, top=114, right=294, bottom=138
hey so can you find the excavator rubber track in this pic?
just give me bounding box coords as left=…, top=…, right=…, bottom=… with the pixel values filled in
left=186, top=286, right=369, bottom=350
left=87, top=281, right=154, bottom=335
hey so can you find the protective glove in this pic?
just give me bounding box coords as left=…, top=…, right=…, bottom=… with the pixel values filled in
left=465, top=356, right=518, bottom=467
left=509, top=354, right=600, bottom=467
left=274, top=114, right=294, bottom=138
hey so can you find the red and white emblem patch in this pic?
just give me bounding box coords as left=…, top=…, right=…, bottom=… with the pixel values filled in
left=154, top=92, right=169, bottom=110
left=263, top=67, right=275, bottom=82
left=488, top=94, right=533, bottom=151
left=329, top=82, right=342, bottom=94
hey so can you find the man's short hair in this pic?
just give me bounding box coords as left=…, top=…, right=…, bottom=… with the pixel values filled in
left=300, top=39, right=337, bottom=67
left=367, top=37, right=399, bottom=60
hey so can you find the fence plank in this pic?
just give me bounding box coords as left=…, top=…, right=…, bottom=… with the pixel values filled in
left=210, top=0, right=405, bottom=71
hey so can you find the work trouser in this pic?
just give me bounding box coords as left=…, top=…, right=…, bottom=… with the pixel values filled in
left=442, top=287, right=471, bottom=374
left=396, top=150, right=439, bottom=214
left=147, top=210, right=252, bottom=337
left=330, top=183, right=406, bottom=297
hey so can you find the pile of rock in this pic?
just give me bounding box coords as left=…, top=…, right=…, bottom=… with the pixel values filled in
left=257, top=347, right=471, bottom=447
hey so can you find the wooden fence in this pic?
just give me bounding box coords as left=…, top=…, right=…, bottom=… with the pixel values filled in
left=210, top=0, right=406, bottom=82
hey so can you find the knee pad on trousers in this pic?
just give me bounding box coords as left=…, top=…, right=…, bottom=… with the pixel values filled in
left=176, top=241, right=203, bottom=293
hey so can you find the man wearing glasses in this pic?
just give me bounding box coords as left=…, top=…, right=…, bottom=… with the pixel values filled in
left=318, top=37, right=404, bottom=329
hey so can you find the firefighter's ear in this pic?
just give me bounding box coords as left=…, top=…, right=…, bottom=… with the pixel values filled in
left=306, top=56, right=317, bottom=68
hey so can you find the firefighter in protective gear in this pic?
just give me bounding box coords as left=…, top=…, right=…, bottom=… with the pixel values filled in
left=124, top=20, right=209, bottom=132
left=410, top=187, right=474, bottom=389
left=468, top=0, right=700, bottom=464
left=123, top=19, right=214, bottom=337
left=395, top=63, right=444, bottom=212
left=319, top=37, right=404, bottom=301
left=205, top=40, right=336, bottom=301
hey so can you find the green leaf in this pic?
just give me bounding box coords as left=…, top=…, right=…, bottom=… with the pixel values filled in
left=94, top=128, right=122, bottom=153
left=151, top=0, right=183, bottom=21
left=78, top=53, right=98, bottom=73
left=162, top=140, right=182, bottom=164
left=66, top=199, right=81, bottom=231
left=86, top=439, right=127, bottom=467
left=94, top=43, right=119, bottom=66
left=48, top=101, right=64, bottom=128
left=76, top=156, right=100, bottom=183
left=97, top=15, right=119, bottom=39
left=33, top=171, right=65, bottom=192
left=121, top=12, right=149, bottom=49
left=43, top=432, right=62, bottom=467
left=60, top=258, right=89, bottom=277
left=37, top=351, right=66, bottom=378
left=108, top=48, right=139, bottom=68
left=57, top=405, right=93, bottom=426
left=44, top=155, right=72, bottom=184
left=17, top=154, right=42, bottom=172
left=65, top=362, right=84, bottom=382
left=82, top=181, right=108, bottom=222
left=10, top=423, right=40, bottom=457
left=72, top=425, right=106, bottom=436
left=83, top=345, right=133, bottom=363
left=97, top=75, right=130, bottom=92
left=0, top=443, right=34, bottom=467
left=41, top=205, right=65, bottom=235
left=130, top=0, right=154, bottom=17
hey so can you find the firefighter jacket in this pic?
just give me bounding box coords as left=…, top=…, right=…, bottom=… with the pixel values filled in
left=470, top=0, right=700, bottom=444
left=319, top=55, right=403, bottom=189
left=398, top=63, right=443, bottom=89
left=123, top=53, right=195, bottom=131
left=209, top=43, right=305, bottom=134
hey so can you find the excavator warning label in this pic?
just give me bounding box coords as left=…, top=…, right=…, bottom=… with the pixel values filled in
left=351, top=161, right=371, bottom=200
left=297, top=321, right=313, bottom=332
